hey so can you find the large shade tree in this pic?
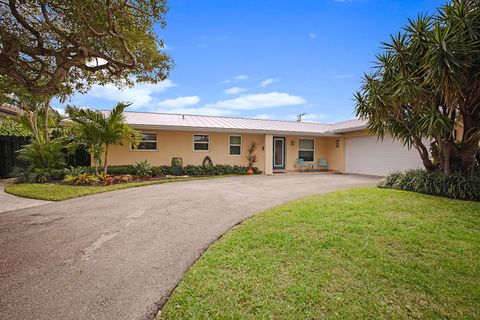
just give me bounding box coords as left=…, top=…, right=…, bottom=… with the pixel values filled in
left=0, top=0, right=171, bottom=150
left=355, top=0, right=480, bottom=175
left=0, top=0, right=172, bottom=98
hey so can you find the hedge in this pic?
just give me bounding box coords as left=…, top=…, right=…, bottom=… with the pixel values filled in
left=80, top=164, right=261, bottom=177
left=379, top=169, right=480, bottom=201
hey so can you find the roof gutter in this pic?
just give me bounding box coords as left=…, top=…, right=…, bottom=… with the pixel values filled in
left=129, top=124, right=342, bottom=137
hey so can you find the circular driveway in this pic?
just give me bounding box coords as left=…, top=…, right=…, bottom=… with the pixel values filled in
left=0, top=173, right=378, bottom=320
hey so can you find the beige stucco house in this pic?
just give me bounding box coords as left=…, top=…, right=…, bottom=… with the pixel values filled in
left=105, top=111, right=424, bottom=176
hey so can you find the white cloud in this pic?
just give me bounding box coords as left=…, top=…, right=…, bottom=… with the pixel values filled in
left=224, top=87, right=247, bottom=95
left=205, top=92, right=306, bottom=111
left=153, top=107, right=234, bottom=117
left=222, top=74, right=249, bottom=84
left=259, top=78, right=279, bottom=87
left=87, top=80, right=177, bottom=108
left=155, top=96, right=200, bottom=108
left=235, top=74, right=248, bottom=80
left=309, top=32, right=317, bottom=39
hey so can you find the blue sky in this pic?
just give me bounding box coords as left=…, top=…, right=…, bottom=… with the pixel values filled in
left=59, top=0, right=443, bottom=123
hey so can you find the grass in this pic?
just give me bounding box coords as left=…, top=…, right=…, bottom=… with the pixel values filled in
left=4, top=176, right=232, bottom=201
left=160, top=188, right=480, bottom=320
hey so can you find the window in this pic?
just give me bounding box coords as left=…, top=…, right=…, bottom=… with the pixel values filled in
left=298, top=139, right=314, bottom=161
left=229, top=135, right=242, bottom=155
left=193, top=134, right=209, bottom=151
left=132, top=132, right=157, bottom=150
left=336, top=139, right=340, bottom=148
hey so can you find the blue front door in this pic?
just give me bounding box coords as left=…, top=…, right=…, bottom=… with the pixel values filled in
left=273, top=137, right=286, bottom=170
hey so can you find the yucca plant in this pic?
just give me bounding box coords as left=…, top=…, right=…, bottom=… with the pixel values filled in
left=134, top=159, right=153, bottom=178
left=355, top=0, right=480, bottom=175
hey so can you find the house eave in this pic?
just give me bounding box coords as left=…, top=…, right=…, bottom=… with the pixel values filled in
left=129, top=124, right=342, bottom=137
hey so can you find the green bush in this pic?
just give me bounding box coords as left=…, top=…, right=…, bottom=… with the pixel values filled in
left=13, top=140, right=67, bottom=183
left=134, top=160, right=153, bottom=178
left=0, top=118, right=31, bottom=136
left=171, top=157, right=184, bottom=176
left=379, top=169, right=480, bottom=201
left=75, top=164, right=261, bottom=178
left=152, top=165, right=172, bottom=176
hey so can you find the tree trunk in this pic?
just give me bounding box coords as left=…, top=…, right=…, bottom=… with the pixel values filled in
left=441, top=140, right=452, bottom=175
left=412, top=136, right=436, bottom=172
left=459, top=141, right=479, bottom=174
left=43, top=100, right=50, bottom=144
left=103, top=145, right=109, bottom=175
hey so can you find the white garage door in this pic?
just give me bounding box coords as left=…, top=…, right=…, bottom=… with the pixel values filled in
left=345, top=136, right=423, bottom=176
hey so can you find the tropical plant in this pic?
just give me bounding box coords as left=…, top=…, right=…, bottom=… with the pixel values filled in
left=13, top=139, right=66, bottom=182
left=171, top=157, right=183, bottom=176
left=63, top=173, right=100, bottom=185
left=0, top=117, right=30, bottom=136
left=66, top=103, right=140, bottom=175
left=134, top=160, right=153, bottom=178
left=246, top=142, right=258, bottom=169
left=355, top=0, right=480, bottom=175
left=64, top=166, right=84, bottom=176
left=379, top=169, right=480, bottom=201
left=202, top=156, right=214, bottom=168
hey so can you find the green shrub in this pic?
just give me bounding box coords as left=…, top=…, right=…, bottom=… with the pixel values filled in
left=75, top=164, right=261, bottom=177
left=13, top=140, right=67, bottom=183
left=380, top=169, right=480, bottom=201
left=105, top=165, right=136, bottom=175
left=152, top=165, right=172, bottom=176
left=134, top=159, right=153, bottom=178
left=63, top=173, right=100, bottom=185
left=0, top=118, right=31, bottom=136
left=171, top=157, right=184, bottom=176
left=64, top=166, right=85, bottom=176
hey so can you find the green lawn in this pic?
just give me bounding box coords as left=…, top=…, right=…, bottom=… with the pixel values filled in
left=160, top=188, right=480, bottom=320
left=4, top=176, right=228, bottom=201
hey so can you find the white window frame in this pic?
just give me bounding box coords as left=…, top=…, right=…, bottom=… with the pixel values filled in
left=131, top=132, right=158, bottom=151
left=229, top=135, right=242, bottom=156
left=298, top=138, right=315, bottom=162
left=193, top=134, right=210, bottom=152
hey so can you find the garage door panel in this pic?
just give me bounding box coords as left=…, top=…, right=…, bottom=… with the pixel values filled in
left=345, top=136, right=423, bottom=176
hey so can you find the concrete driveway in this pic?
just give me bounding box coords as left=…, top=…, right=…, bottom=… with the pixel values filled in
left=0, top=179, right=51, bottom=214
left=0, top=173, right=378, bottom=320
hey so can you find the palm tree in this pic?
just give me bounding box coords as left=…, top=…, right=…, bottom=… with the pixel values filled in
left=355, top=0, right=480, bottom=175
left=65, top=106, right=105, bottom=174
left=66, top=103, right=140, bottom=175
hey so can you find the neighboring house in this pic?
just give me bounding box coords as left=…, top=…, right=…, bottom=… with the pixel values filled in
left=0, top=104, right=20, bottom=122
left=104, top=111, right=424, bottom=176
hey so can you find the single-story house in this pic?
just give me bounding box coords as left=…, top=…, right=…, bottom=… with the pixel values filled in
left=104, top=111, right=425, bottom=176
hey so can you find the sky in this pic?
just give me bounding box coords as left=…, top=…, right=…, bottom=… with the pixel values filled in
left=56, top=0, right=444, bottom=123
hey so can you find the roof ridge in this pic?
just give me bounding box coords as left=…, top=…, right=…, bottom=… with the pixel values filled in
left=100, top=109, right=330, bottom=126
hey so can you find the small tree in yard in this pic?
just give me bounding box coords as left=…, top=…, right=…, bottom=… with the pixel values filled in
left=246, top=142, right=258, bottom=169
left=66, top=103, right=140, bottom=175
left=355, top=0, right=480, bottom=175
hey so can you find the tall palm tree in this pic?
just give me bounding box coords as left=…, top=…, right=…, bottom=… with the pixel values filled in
left=66, top=103, right=140, bottom=175
left=355, top=0, right=480, bottom=175
left=65, top=106, right=105, bottom=174
left=99, top=103, right=140, bottom=175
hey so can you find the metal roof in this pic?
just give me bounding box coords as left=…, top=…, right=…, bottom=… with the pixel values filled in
left=103, top=110, right=367, bottom=136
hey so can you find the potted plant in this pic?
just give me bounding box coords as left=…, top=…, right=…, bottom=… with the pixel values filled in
left=245, top=142, right=257, bottom=174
